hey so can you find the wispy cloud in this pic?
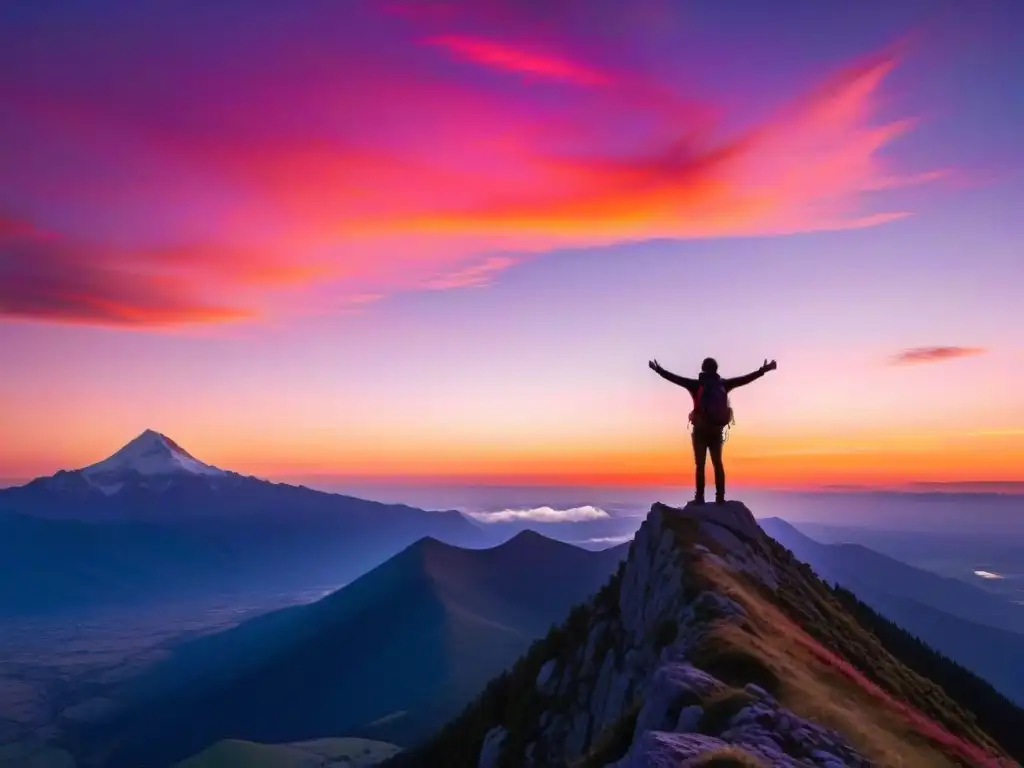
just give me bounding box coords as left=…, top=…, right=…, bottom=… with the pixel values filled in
left=421, top=255, right=519, bottom=290
left=428, top=35, right=612, bottom=85
left=580, top=534, right=635, bottom=545
left=466, top=505, right=611, bottom=523
left=889, top=346, right=986, bottom=365
left=974, top=570, right=1005, bottom=580
left=383, top=53, right=925, bottom=244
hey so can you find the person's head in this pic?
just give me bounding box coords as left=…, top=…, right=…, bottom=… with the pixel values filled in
left=701, top=357, right=718, bottom=374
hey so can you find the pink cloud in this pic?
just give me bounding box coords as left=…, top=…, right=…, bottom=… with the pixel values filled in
left=421, top=255, right=520, bottom=290
left=391, top=53, right=922, bottom=244
left=0, top=223, right=253, bottom=327
left=428, top=35, right=612, bottom=85
left=889, top=346, right=987, bottom=365
left=0, top=3, right=941, bottom=328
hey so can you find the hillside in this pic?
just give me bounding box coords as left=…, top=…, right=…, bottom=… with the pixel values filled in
left=393, top=502, right=1024, bottom=768
left=69, top=532, right=628, bottom=767
left=0, top=512, right=229, bottom=618
left=759, top=517, right=1024, bottom=636
left=760, top=517, right=1024, bottom=703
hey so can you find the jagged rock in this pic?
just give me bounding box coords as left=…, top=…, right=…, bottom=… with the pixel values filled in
left=811, top=749, right=849, bottom=768
left=633, top=663, right=724, bottom=739
left=662, top=500, right=762, bottom=541
left=536, top=659, right=558, bottom=694
left=478, top=726, right=506, bottom=768
left=542, top=503, right=870, bottom=765
left=613, top=731, right=731, bottom=767
left=719, top=701, right=873, bottom=768
left=700, top=520, right=749, bottom=558
left=557, top=662, right=574, bottom=697
left=565, top=709, right=591, bottom=758
left=745, top=683, right=773, bottom=703
left=602, top=667, right=633, bottom=733
left=675, top=704, right=703, bottom=733
left=581, top=620, right=608, bottom=677
left=590, top=651, right=616, bottom=731
left=692, top=589, right=746, bottom=620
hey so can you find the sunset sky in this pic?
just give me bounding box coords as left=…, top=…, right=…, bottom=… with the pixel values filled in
left=2, top=0, right=1023, bottom=487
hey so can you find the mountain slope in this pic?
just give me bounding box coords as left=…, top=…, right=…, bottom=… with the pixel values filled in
left=0, top=431, right=486, bottom=617
left=760, top=517, right=1024, bottom=703
left=0, top=512, right=230, bottom=617
left=69, top=532, right=629, bottom=767
left=759, top=517, right=1024, bottom=635
left=393, top=502, right=1023, bottom=768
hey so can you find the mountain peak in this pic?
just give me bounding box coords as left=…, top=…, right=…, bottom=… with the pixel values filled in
left=81, top=430, right=225, bottom=478
left=503, top=528, right=557, bottom=547
left=403, top=500, right=1020, bottom=768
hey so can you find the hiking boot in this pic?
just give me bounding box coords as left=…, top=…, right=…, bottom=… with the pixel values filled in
left=715, top=495, right=726, bottom=505
left=692, top=494, right=706, bottom=505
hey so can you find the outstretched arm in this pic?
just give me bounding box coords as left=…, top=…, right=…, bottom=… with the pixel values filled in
left=723, top=359, right=777, bottom=391
left=649, top=360, right=698, bottom=392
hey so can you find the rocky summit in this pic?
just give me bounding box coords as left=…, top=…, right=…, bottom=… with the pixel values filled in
left=392, top=501, right=1019, bottom=768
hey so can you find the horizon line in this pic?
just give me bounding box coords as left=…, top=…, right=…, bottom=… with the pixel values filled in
left=3, top=474, right=1023, bottom=495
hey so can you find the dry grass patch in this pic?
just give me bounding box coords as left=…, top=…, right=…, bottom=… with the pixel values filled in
left=690, top=623, right=781, bottom=697
left=691, top=547, right=1013, bottom=768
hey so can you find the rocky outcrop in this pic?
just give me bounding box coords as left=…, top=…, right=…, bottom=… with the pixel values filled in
left=609, top=679, right=869, bottom=768
left=395, top=501, right=1017, bottom=768
left=491, top=502, right=869, bottom=767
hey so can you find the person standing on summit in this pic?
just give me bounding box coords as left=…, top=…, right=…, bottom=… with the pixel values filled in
left=649, top=357, right=777, bottom=505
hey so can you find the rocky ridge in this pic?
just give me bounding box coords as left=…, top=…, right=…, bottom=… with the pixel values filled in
left=393, top=501, right=1017, bottom=768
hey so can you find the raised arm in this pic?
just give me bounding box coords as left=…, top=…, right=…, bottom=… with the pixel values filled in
left=649, top=360, right=698, bottom=392
left=723, top=359, right=777, bottom=391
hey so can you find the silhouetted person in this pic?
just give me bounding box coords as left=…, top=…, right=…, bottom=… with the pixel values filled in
left=649, top=356, right=777, bottom=505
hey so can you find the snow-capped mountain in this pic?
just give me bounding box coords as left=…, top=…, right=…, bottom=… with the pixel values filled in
left=0, top=430, right=490, bottom=619
left=0, top=429, right=484, bottom=531
left=82, top=429, right=225, bottom=479
left=2, top=429, right=234, bottom=502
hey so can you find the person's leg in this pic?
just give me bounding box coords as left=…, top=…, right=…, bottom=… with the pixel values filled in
left=691, top=429, right=708, bottom=503
left=708, top=430, right=726, bottom=503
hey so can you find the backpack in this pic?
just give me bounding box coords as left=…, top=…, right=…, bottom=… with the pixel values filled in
left=692, top=381, right=733, bottom=429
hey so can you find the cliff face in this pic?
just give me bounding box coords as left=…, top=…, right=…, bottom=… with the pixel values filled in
left=395, top=502, right=1019, bottom=768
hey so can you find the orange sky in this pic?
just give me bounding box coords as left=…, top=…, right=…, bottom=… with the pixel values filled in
left=6, top=416, right=1023, bottom=490
left=3, top=1, right=1023, bottom=489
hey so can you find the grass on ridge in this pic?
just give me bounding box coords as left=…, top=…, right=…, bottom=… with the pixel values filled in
left=674, top=517, right=1016, bottom=768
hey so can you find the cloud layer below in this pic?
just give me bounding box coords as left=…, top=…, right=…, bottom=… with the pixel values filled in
left=466, top=505, right=612, bottom=524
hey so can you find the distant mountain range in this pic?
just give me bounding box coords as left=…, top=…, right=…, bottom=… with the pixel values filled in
left=0, top=431, right=492, bottom=618
left=760, top=517, right=1024, bottom=704
left=750, top=489, right=1024, bottom=535
left=66, top=529, right=629, bottom=767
